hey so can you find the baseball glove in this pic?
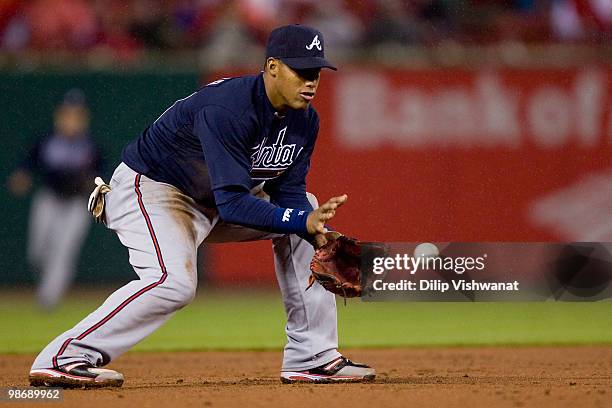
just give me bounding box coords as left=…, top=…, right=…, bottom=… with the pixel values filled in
left=307, top=235, right=362, bottom=298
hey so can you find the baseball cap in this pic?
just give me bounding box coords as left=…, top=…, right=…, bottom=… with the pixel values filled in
left=60, top=88, right=88, bottom=108
left=266, top=24, right=337, bottom=71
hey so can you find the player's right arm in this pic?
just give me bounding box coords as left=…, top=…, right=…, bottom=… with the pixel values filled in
left=260, top=112, right=347, bottom=236
left=194, top=105, right=339, bottom=234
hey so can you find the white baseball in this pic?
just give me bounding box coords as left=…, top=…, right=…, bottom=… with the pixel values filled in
left=414, top=242, right=439, bottom=258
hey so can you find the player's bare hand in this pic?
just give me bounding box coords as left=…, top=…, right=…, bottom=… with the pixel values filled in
left=306, top=194, right=347, bottom=235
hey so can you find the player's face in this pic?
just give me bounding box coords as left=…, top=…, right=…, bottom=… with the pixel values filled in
left=276, top=61, right=321, bottom=110
left=54, top=105, right=90, bottom=139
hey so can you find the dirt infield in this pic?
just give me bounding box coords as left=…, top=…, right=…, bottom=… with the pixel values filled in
left=2, top=347, right=611, bottom=407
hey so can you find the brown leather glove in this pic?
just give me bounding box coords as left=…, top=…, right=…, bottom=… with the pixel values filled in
left=307, top=235, right=362, bottom=298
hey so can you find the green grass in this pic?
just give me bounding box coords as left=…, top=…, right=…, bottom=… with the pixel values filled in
left=1, top=288, right=611, bottom=354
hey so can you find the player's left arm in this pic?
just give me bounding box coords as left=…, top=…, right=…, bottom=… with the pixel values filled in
left=195, top=105, right=312, bottom=234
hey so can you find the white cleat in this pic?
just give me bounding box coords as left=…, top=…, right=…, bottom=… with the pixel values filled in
left=29, top=362, right=124, bottom=388
left=281, top=356, right=375, bottom=383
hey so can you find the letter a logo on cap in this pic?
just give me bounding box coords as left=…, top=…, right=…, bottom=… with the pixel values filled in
left=306, top=35, right=322, bottom=51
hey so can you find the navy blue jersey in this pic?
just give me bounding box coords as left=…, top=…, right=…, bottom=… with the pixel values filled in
left=21, top=133, right=104, bottom=197
left=122, top=73, right=319, bottom=234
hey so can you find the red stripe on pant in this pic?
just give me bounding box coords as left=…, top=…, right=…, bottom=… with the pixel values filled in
left=52, top=174, right=168, bottom=369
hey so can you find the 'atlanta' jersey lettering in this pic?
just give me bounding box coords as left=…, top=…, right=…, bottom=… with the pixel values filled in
left=251, top=126, right=304, bottom=180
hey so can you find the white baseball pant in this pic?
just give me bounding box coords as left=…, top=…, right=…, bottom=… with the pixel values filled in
left=28, top=188, right=91, bottom=309
left=32, top=162, right=340, bottom=371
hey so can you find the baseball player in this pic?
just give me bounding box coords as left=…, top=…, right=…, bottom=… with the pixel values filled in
left=29, top=24, right=375, bottom=387
left=8, top=89, right=104, bottom=310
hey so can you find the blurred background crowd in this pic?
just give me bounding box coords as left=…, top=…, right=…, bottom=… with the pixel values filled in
left=0, top=0, right=610, bottom=68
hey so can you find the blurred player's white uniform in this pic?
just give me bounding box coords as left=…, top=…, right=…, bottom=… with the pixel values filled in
left=10, top=89, right=104, bottom=309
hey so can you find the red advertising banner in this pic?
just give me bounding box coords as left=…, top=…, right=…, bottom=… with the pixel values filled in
left=207, top=67, right=612, bottom=285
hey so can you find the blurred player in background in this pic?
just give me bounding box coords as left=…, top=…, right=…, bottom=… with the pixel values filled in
left=8, top=89, right=105, bottom=310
